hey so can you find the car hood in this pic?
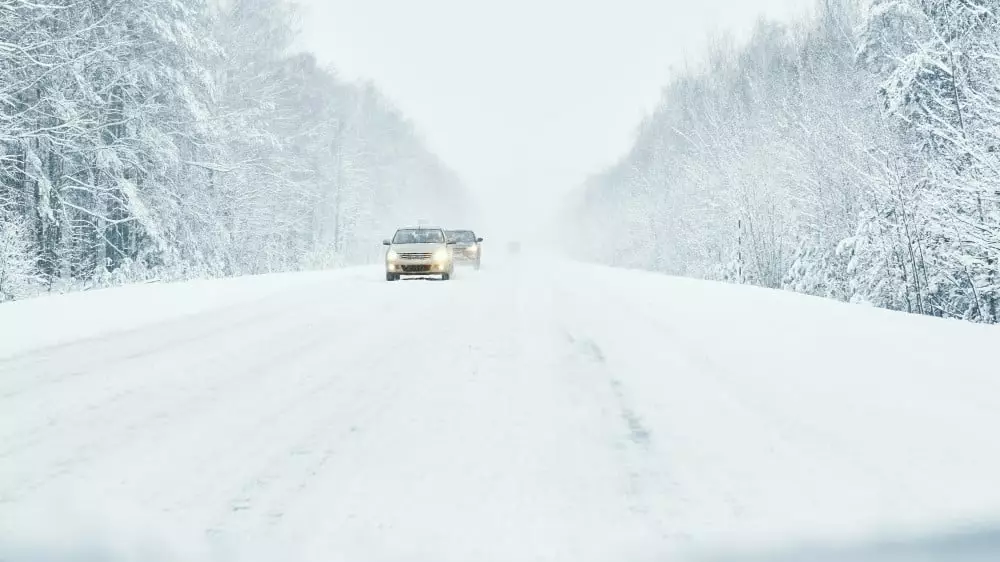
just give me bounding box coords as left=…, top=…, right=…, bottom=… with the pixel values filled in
left=390, top=243, right=446, bottom=252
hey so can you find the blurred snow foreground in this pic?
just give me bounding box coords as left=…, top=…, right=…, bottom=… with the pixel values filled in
left=1, top=259, right=999, bottom=562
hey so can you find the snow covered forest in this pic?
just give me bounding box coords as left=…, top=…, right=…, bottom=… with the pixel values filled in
left=0, top=0, right=467, bottom=301
left=563, top=0, right=1000, bottom=323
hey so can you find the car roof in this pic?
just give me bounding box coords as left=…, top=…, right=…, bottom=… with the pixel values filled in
left=446, top=229, right=475, bottom=233
left=397, top=226, right=445, bottom=231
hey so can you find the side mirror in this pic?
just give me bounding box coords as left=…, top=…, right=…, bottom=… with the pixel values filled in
left=476, top=237, right=484, bottom=243
left=382, top=239, right=391, bottom=246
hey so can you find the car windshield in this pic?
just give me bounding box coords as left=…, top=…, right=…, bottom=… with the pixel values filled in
left=447, top=231, right=476, bottom=244
left=393, top=229, right=444, bottom=244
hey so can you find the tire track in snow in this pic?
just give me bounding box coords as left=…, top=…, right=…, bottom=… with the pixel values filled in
left=0, top=282, right=328, bottom=389
left=144, top=279, right=465, bottom=542
left=0, top=277, right=409, bottom=509
left=0, top=314, right=355, bottom=506
left=561, top=327, right=674, bottom=544
left=567, top=333, right=653, bottom=450
left=204, top=322, right=432, bottom=539
left=243, top=274, right=535, bottom=559
left=0, top=304, right=331, bottom=464
left=606, top=291, right=921, bottom=508
left=551, top=274, right=756, bottom=546
left=568, top=270, right=936, bottom=534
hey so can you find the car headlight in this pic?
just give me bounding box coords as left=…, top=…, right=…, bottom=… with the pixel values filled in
left=433, top=248, right=449, bottom=262
left=467, top=246, right=479, bottom=255
left=387, top=249, right=399, bottom=261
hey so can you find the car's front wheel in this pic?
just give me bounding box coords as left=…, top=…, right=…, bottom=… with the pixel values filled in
left=441, top=273, right=451, bottom=281
left=386, top=273, right=397, bottom=281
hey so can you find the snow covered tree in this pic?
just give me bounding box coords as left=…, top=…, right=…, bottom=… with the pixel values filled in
left=859, top=0, right=1000, bottom=321
left=0, top=219, right=41, bottom=301
left=1, top=0, right=469, bottom=300
left=562, top=0, right=999, bottom=323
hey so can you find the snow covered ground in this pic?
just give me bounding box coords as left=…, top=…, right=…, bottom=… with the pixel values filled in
left=2, top=255, right=999, bottom=562
left=0, top=268, right=373, bottom=360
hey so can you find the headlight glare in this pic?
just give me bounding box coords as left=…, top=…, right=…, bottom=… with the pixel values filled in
left=433, top=248, right=449, bottom=262
left=387, top=249, right=399, bottom=261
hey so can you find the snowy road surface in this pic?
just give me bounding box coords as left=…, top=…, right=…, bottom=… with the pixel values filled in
left=2, top=258, right=1000, bottom=561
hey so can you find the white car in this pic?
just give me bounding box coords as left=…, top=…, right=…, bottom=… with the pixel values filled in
left=446, top=229, right=483, bottom=270
left=383, top=227, right=455, bottom=281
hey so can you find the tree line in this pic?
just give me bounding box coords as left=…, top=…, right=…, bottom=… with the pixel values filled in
left=563, top=0, right=1000, bottom=323
left=1, top=0, right=468, bottom=301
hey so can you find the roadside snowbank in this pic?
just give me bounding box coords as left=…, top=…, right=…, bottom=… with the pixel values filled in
left=0, top=267, right=375, bottom=360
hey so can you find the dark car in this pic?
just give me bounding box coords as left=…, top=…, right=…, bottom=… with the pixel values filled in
left=445, top=230, right=483, bottom=270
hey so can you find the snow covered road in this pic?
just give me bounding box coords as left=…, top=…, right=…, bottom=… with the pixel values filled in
left=2, top=259, right=1000, bottom=561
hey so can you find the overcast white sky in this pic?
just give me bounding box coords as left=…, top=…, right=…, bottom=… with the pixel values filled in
left=293, top=0, right=809, bottom=222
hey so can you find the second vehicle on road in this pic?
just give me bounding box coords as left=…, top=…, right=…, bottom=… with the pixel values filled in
left=446, top=229, right=483, bottom=270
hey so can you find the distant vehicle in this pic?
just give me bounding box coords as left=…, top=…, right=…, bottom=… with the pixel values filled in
left=446, top=229, right=483, bottom=270
left=507, top=241, right=521, bottom=254
left=383, top=226, right=455, bottom=281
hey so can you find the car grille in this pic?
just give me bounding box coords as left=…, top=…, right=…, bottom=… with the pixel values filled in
left=398, top=252, right=432, bottom=260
